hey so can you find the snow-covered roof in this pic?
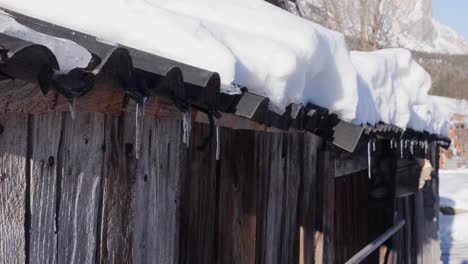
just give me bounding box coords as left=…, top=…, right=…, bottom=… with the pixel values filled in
left=0, top=2, right=454, bottom=152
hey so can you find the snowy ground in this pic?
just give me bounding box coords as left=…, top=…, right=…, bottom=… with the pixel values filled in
left=439, top=169, right=468, bottom=264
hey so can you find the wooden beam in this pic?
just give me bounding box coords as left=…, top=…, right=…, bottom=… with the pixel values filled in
left=0, top=80, right=303, bottom=133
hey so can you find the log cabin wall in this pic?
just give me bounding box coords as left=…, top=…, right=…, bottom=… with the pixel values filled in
left=0, top=111, right=441, bottom=264
left=0, top=111, right=327, bottom=264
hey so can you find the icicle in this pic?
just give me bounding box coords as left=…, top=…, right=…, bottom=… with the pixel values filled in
left=182, top=107, right=192, bottom=147
left=68, top=98, right=77, bottom=120
left=390, top=139, right=394, bottom=149
left=400, top=139, right=404, bottom=159
left=410, top=140, right=414, bottom=155
left=368, top=140, right=372, bottom=179
left=215, top=118, right=220, bottom=161
left=372, top=138, right=376, bottom=152
left=425, top=141, right=428, bottom=156
left=135, top=97, right=147, bottom=160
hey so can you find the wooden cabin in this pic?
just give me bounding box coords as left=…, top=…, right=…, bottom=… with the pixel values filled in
left=0, top=8, right=450, bottom=264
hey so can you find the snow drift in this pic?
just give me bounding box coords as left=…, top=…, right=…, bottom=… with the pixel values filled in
left=0, top=0, right=457, bottom=136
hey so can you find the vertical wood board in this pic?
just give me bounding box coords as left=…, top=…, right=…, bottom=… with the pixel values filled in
left=0, top=113, right=28, bottom=264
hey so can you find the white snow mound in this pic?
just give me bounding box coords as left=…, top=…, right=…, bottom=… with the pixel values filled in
left=0, top=0, right=359, bottom=121
left=0, top=0, right=456, bottom=135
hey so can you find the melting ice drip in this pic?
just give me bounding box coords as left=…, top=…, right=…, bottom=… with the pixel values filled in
left=183, top=107, right=192, bottom=147
left=215, top=118, right=220, bottom=161
left=400, top=139, right=404, bottom=159
left=68, top=98, right=77, bottom=120
left=368, top=140, right=372, bottom=179
left=135, top=97, right=147, bottom=160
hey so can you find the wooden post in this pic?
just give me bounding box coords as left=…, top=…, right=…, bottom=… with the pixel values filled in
left=315, top=145, right=335, bottom=264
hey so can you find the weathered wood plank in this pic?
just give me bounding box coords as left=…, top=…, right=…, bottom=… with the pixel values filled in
left=217, top=128, right=257, bottom=264
left=56, top=112, right=106, bottom=264
left=255, top=132, right=283, bottom=264
left=97, top=113, right=135, bottom=264
left=0, top=80, right=58, bottom=113
left=0, top=113, right=28, bottom=264
left=179, top=123, right=217, bottom=264
left=133, top=118, right=184, bottom=264
left=299, top=134, right=322, bottom=264
left=315, top=148, right=335, bottom=264
left=29, top=113, right=64, bottom=264
left=255, top=132, right=303, bottom=264
left=281, top=133, right=302, bottom=264
left=0, top=80, right=302, bottom=132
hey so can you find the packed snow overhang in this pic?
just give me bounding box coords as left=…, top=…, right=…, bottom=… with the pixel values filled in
left=0, top=8, right=451, bottom=154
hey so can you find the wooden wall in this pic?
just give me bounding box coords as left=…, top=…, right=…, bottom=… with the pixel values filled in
left=0, top=112, right=441, bottom=264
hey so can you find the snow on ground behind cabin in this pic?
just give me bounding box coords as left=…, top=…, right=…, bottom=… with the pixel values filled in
left=0, top=0, right=453, bottom=134
left=439, top=169, right=468, bottom=263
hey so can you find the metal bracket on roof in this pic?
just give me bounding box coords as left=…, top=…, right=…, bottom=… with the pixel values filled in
left=331, top=120, right=365, bottom=153
left=194, top=107, right=221, bottom=151
left=234, top=91, right=269, bottom=124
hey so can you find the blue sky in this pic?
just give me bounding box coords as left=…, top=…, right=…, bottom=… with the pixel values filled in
left=432, top=0, right=468, bottom=40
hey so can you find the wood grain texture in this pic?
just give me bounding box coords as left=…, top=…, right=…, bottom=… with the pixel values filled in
left=179, top=123, right=217, bottom=264
left=281, top=134, right=302, bottom=264
left=0, top=80, right=302, bottom=132
left=333, top=170, right=370, bottom=263
left=97, top=113, right=135, bottom=264
left=56, top=112, right=106, bottom=264
left=322, top=150, right=335, bottom=264
left=255, top=132, right=283, bottom=264
left=255, top=132, right=303, bottom=264
left=132, top=118, right=184, bottom=264
left=0, top=80, right=57, bottom=113
left=0, top=113, right=28, bottom=264
left=29, top=113, right=64, bottom=264
left=315, top=148, right=335, bottom=264
left=217, top=128, right=257, bottom=264
left=299, top=134, right=322, bottom=264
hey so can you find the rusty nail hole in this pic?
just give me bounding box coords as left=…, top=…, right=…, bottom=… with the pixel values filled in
left=0, top=124, right=4, bottom=135
left=48, top=156, right=54, bottom=167
left=84, top=138, right=89, bottom=144
left=144, top=175, right=148, bottom=182
left=0, top=173, right=6, bottom=181
left=101, top=143, right=106, bottom=153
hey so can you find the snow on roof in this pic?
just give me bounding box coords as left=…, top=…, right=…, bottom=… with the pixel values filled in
left=0, top=10, right=91, bottom=72
left=0, top=0, right=456, bottom=136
